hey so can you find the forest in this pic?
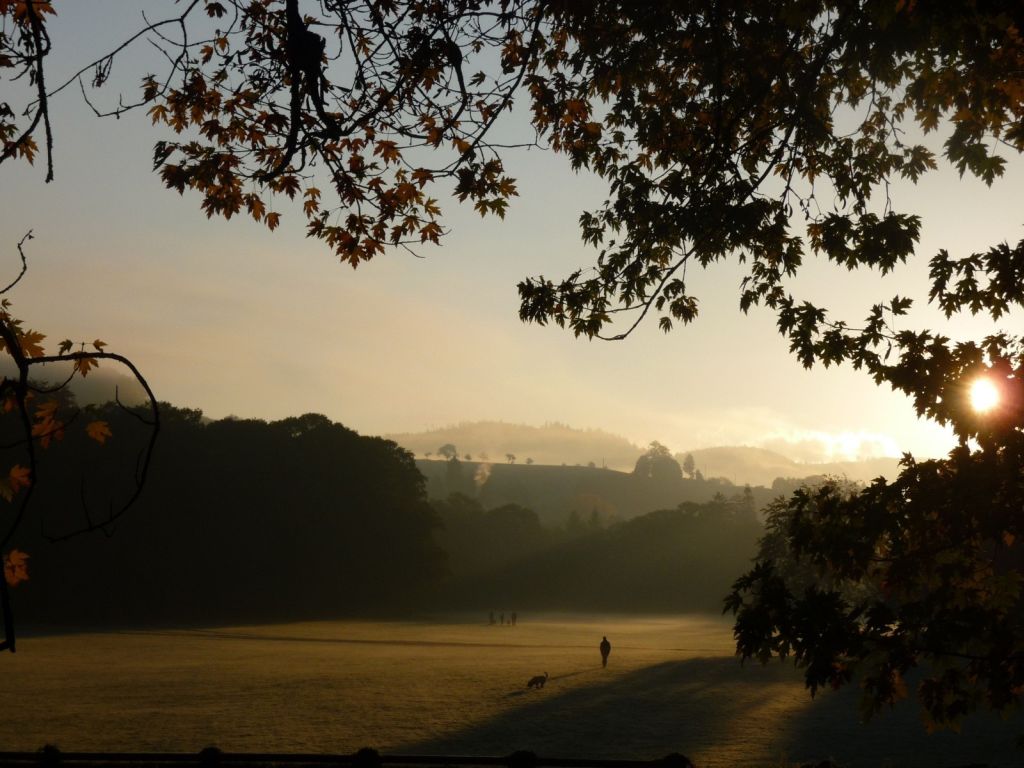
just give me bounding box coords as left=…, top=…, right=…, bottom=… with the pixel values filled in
left=8, top=400, right=771, bottom=627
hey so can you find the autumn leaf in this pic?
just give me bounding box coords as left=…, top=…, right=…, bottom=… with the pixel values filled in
left=265, top=211, right=281, bottom=231
left=3, top=549, right=29, bottom=587
left=58, top=339, right=73, bottom=355
left=8, top=464, right=30, bottom=495
left=412, top=168, right=434, bottom=188
left=92, top=339, right=107, bottom=352
left=33, top=399, right=58, bottom=422
left=75, top=356, right=98, bottom=377
left=374, top=140, right=401, bottom=163
left=148, top=103, right=169, bottom=124
left=420, top=221, right=442, bottom=243
left=86, top=420, right=113, bottom=445
left=31, top=399, right=63, bottom=448
left=246, top=195, right=266, bottom=222
left=18, top=329, right=45, bottom=357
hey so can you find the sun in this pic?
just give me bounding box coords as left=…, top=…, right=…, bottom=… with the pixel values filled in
left=969, top=378, right=1000, bottom=413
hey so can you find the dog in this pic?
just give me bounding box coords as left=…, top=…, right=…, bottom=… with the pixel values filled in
left=526, top=672, right=548, bottom=689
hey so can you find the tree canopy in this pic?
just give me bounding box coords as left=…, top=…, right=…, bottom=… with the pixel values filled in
left=2, top=0, right=1023, bottom=726
left=14, top=406, right=444, bottom=625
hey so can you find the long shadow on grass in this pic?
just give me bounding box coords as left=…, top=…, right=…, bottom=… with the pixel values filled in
left=395, top=656, right=803, bottom=763
left=398, top=657, right=1022, bottom=767
left=776, top=675, right=1021, bottom=768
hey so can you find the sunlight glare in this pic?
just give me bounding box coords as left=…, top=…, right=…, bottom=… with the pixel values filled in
left=969, top=378, right=1000, bottom=413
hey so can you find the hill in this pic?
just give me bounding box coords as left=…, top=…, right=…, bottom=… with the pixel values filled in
left=387, top=420, right=642, bottom=470
left=390, top=421, right=904, bottom=487
left=679, top=446, right=902, bottom=486
left=417, top=458, right=774, bottom=526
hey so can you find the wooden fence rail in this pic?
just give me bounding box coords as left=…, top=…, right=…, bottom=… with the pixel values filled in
left=0, top=749, right=995, bottom=768
left=0, top=749, right=698, bottom=768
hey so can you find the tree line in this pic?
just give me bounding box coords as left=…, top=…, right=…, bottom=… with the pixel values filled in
left=9, top=404, right=444, bottom=626
left=8, top=399, right=766, bottom=627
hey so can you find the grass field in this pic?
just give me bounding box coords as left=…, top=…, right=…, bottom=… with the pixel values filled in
left=1, top=614, right=1019, bottom=767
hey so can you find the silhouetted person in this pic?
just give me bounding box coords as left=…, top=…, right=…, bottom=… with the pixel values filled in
left=511, top=611, right=517, bottom=626
left=489, top=611, right=495, bottom=625
left=600, top=636, right=611, bottom=667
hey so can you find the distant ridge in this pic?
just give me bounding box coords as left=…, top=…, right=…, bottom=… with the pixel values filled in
left=679, top=445, right=902, bottom=486
left=387, top=421, right=902, bottom=484
left=386, top=420, right=642, bottom=470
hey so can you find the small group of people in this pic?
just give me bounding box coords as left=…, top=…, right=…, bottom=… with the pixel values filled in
left=489, top=611, right=518, bottom=626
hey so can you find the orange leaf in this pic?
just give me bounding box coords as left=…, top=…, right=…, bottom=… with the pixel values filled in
left=33, top=399, right=58, bottom=421
left=19, top=329, right=45, bottom=358
left=75, top=356, right=98, bottom=377
left=86, top=420, right=113, bottom=445
left=412, top=168, right=434, bottom=188
left=3, top=549, right=29, bottom=587
left=8, top=464, right=30, bottom=494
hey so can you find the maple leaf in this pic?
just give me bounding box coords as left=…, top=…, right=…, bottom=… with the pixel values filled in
left=275, top=175, right=300, bottom=199
left=33, top=400, right=58, bottom=422
left=374, top=140, right=401, bottom=163
left=247, top=195, right=266, bottom=222
left=420, top=221, right=442, bottom=243
left=148, top=103, right=169, bottom=124
left=75, top=356, right=98, bottom=377
left=3, top=549, right=29, bottom=588
left=86, top=420, right=113, bottom=445
left=8, top=465, right=30, bottom=495
left=412, top=168, right=434, bottom=188
left=58, top=339, right=73, bottom=355
left=19, top=329, right=45, bottom=357
left=265, top=211, right=281, bottom=231
left=31, top=399, right=63, bottom=448
left=92, top=339, right=107, bottom=352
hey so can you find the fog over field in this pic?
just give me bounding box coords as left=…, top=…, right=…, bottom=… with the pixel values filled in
left=3, top=616, right=1018, bottom=768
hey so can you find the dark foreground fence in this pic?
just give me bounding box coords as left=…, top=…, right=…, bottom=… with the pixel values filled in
left=0, top=749, right=700, bottom=768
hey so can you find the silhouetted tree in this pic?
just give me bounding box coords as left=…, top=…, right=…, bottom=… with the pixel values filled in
left=0, top=236, right=158, bottom=652
left=437, top=443, right=458, bottom=462
left=633, top=441, right=683, bottom=482
left=14, top=407, right=444, bottom=626
left=682, top=454, right=696, bottom=479
left=525, top=457, right=534, bottom=465
left=506, top=453, right=516, bottom=464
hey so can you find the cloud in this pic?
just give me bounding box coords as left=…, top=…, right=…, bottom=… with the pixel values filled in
left=757, top=429, right=902, bottom=463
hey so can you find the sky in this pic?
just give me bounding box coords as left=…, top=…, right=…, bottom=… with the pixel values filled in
left=2, top=2, right=1021, bottom=464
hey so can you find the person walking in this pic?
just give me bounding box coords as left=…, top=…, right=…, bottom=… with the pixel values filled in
left=599, top=635, right=611, bottom=668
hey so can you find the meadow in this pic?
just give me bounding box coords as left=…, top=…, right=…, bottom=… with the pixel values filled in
left=1, top=615, right=1019, bottom=767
